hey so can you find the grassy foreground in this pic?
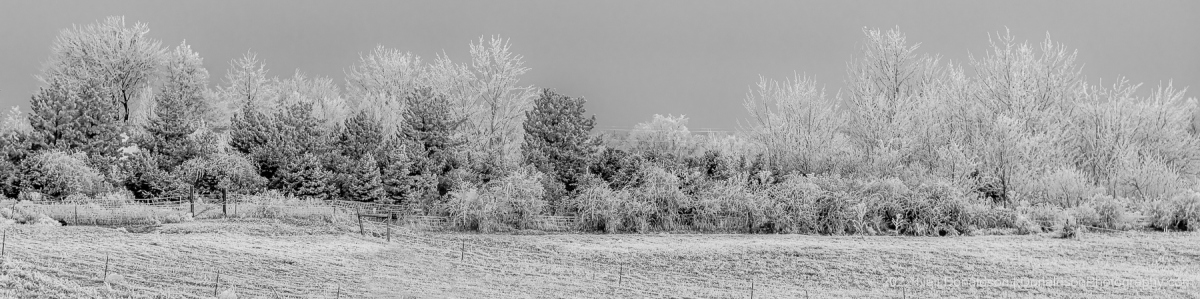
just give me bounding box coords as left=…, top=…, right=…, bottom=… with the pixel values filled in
left=0, top=220, right=1196, bottom=298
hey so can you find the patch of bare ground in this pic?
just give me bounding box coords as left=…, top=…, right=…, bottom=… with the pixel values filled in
left=1, top=220, right=1197, bottom=298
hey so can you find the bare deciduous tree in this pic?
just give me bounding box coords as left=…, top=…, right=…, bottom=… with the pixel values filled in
left=40, top=16, right=165, bottom=123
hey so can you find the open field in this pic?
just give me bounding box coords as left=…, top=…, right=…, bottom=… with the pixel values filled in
left=0, top=220, right=1197, bottom=298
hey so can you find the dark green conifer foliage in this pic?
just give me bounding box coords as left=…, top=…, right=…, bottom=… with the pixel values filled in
left=231, top=99, right=332, bottom=193
left=338, top=110, right=385, bottom=160
left=27, top=78, right=123, bottom=159
left=342, top=153, right=385, bottom=202
left=143, top=43, right=212, bottom=170
left=522, top=89, right=600, bottom=198
left=277, top=153, right=333, bottom=199
left=398, top=87, right=467, bottom=203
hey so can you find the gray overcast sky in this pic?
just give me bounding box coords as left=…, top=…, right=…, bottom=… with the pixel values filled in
left=1, top=0, right=1197, bottom=130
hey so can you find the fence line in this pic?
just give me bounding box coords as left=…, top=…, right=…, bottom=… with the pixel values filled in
left=1, top=198, right=1105, bottom=298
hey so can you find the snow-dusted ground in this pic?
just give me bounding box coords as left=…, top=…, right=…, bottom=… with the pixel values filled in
left=0, top=219, right=1197, bottom=298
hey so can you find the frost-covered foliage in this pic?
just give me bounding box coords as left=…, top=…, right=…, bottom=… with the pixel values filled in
left=445, top=167, right=546, bottom=232
left=20, top=151, right=105, bottom=199
left=6, top=17, right=1200, bottom=237
left=40, top=16, right=164, bottom=123
left=743, top=74, right=845, bottom=175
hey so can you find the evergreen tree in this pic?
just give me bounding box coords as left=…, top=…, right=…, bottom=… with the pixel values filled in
left=276, top=153, right=333, bottom=199
left=28, top=78, right=124, bottom=159
left=378, top=138, right=414, bottom=204
left=522, top=89, right=600, bottom=201
left=230, top=99, right=330, bottom=190
left=337, top=110, right=385, bottom=160
left=0, top=108, right=32, bottom=198
left=142, top=42, right=212, bottom=170
left=398, top=87, right=467, bottom=201
left=341, top=153, right=385, bottom=202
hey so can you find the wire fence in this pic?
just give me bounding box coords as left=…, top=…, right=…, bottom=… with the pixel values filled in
left=1, top=198, right=1160, bottom=298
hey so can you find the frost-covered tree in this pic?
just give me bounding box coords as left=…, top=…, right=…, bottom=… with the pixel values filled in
left=0, top=107, right=32, bottom=198
left=143, top=42, right=213, bottom=169
left=629, top=114, right=694, bottom=159
left=345, top=46, right=424, bottom=133
left=399, top=87, right=467, bottom=201
left=217, top=52, right=276, bottom=127
left=427, top=37, right=536, bottom=172
left=964, top=30, right=1086, bottom=203
left=742, top=74, right=844, bottom=174
left=276, top=71, right=348, bottom=128
left=177, top=152, right=266, bottom=200
left=40, top=16, right=164, bottom=123
left=28, top=78, right=124, bottom=158
left=843, top=26, right=944, bottom=171
left=337, top=110, right=385, bottom=160
left=339, top=153, right=385, bottom=202
left=230, top=97, right=329, bottom=190
left=523, top=89, right=599, bottom=197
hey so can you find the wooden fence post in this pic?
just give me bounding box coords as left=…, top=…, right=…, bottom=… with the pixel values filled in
left=386, top=221, right=391, bottom=242
left=73, top=204, right=78, bottom=226
left=750, top=277, right=755, bottom=299
left=335, top=285, right=341, bottom=299
left=1, top=230, right=6, bottom=258
left=619, top=265, right=623, bottom=286
left=103, top=253, right=109, bottom=279
left=460, top=240, right=465, bottom=261
left=214, top=270, right=220, bottom=296
left=357, top=208, right=364, bottom=236
left=222, top=191, right=228, bottom=217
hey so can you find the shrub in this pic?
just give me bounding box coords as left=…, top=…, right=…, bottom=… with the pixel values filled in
left=814, top=191, right=856, bottom=235
left=1077, top=195, right=1136, bottom=230
left=691, top=175, right=757, bottom=232
left=1018, top=203, right=1066, bottom=233
left=910, top=180, right=973, bottom=235
left=570, top=184, right=628, bottom=233
left=1025, top=167, right=1103, bottom=207
left=19, top=151, right=105, bottom=199
left=176, top=152, right=267, bottom=199
left=117, top=152, right=181, bottom=200
left=1056, top=214, right=1083, bottom=239
left=590, top=147, right=644, bottom=190
left=965, top=203, right=1019, bottom=231
left=630, top=165, right=690, bottom=231
left=762, top=174, right=823, bottom=233
left=444, top=168, right=547, bottom=232
left=1144, top=191, right=1200, bottom=231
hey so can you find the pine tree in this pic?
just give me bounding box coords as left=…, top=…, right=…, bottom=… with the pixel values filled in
left=378, top=138, right=414, bottom=204
left=231, top=99, right=330, bottom=189
left=342, top=153, right=385, bottom=202
left=143, top=42, right=212, bottom=170
left=398, top=87, right=467, bottom=201
left=28, top=78, right=124, bottom=159
left=522, top=89, right=599, bottom=197
left=337, top=110, right=385, bottom=160
left=276, top=153, right=332, bottom=199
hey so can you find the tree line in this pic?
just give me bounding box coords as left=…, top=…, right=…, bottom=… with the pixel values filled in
left=1, top=17, right=1197, bottom=234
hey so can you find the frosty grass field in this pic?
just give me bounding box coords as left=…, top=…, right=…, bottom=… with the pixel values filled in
left=0, top=216, right=1197, bottom=298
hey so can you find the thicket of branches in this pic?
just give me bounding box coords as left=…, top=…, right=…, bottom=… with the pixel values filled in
left=2, top=18, right=1198, bottom=234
